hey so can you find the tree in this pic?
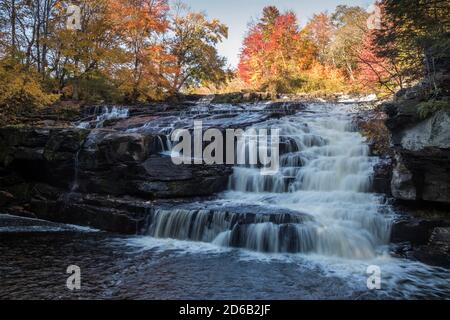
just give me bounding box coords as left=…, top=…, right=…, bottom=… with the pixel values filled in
left=43, top=0, right=126, bottom=101
left=259, top=5, right=280, bottom=38
left=0, top=55, right=58, bottom=124
left=327, top=5, right=369, bottom=81
left=238, top=7, right=313, bottom=94
left=108, top=0, right=169, bottom=102
left=163, top=2, right=228, bottom=94
left=374, top=0, right=450, bottom=93
left=357, top=30, right=403, bottom=93
left=304, top=13, right=333, bottom=64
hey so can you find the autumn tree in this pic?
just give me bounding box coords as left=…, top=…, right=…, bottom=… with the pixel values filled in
left=304, top=13, right=333, bottom=64
left=357, top=30, right=404, bottom=93
left=327, top=5, right=369, bottom=81
left=238, top=7, right=314, bottom=94
left=374, top=0, right=450, bottom=93
left=42, top=1, right=125, bottom=101
left=0, top=0, right=59, bottom=119
left=108, top=0, right=169, bottom=102
left=163, top=2, right=228, bottom=95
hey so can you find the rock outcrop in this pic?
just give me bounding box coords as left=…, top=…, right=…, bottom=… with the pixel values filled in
left=0, top=126, right=232, bottom=233
left=385, top=71, right=450, bottom=267
left=385, top=95, right=450, bottom=205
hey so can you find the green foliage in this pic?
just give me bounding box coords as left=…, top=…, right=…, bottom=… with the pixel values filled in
left=374, top=0, right=450, bottom=90
left=76, top=74, right=121, bottom=104
left=327, top=6, right=369, bottom=80
left=417, top=99, right=450, bottom=119
left=168, top=4, right=229, bottom=93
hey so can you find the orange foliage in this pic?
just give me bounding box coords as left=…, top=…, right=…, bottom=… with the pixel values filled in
left=238, top=9, right=315, bottom=93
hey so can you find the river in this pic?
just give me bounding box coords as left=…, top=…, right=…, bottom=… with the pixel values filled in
left=0, top=103, right=449, bottom=299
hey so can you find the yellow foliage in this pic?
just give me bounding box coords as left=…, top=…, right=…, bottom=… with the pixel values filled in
left=0, top=57, right=59, bottom=123
left=296, top=62, right=350, bottom=93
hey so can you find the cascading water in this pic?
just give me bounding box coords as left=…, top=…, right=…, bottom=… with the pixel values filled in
left=77, top=106, right=129, bottom=129
left=142, top=103, right=393, bottom=260
left=220, top=103, right=393, bottom=259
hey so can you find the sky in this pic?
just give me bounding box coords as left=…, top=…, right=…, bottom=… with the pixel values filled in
left=177, top=0, right=374, bottom=68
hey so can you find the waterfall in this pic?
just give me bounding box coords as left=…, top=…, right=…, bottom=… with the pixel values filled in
left=143, top=207, right=312, bottom=252
left=94, top=106, right=129, bottom=128
left=142, top=103, right=393, bottom=260
left=70, top=149, right=81, bottom=192
left=224, top=104, right=393, bottom=259
left=77, top=106, right=129, bottom=129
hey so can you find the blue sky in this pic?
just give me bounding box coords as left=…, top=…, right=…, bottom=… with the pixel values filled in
left=178, top=0, right=374, bottom=68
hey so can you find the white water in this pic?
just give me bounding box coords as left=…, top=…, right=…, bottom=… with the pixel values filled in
left=134, top=103, right=450, bottom=298
left=141, top=103, right=393, bottom=260
left=219, top=103, right=393, bottom=259
left=77, top=106, right=129, bottom=129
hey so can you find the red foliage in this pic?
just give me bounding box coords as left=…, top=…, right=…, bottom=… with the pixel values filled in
left=238, top=8, right=309, bottom=89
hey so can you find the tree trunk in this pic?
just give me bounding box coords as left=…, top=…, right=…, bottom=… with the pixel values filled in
left=36, top=0, right=41, bottom=73
left=346, top=62, right=355, bottom=81
left=11, top=0, right=16, bottom=50
left=72, top=79, right=79, bottom=101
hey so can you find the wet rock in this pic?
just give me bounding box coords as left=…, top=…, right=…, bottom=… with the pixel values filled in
left=77, top=147, right=231, bottom=199
left=391, top=156, right=417, bottom=201
left=4, top=206, right=37, bottom=219
left=391, top=218, right=445, bottom=245
left=211, top=92, right=272, bottom=104
left=0, top=126, right=233, bottom=201
left=0, top=191, right=14, bottom=207
left=385, top=102, right=450, bottom=205
left=29, top=194, right=149, bottom=234
left=141, top=202, right=313, bottom=252
left=0, top=101, right=306, bottom=233
left=372, top=157, right=393, bottom=195
left=413, top=228, right=450, bottom=268
left=0, top=127, right=88, bottom=188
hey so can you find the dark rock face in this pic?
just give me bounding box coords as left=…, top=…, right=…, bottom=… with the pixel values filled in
left=75, top=130, right=232, bottom=199
left=412, top=228, right=450, bottom=268
left=355, top=106, right=394, bottom=195
left=391, top=218, right=447, bottom=245
left=385, top=80, right=450, bottom=267
left=385, top=100, right=450, bottom=205
left=210, top=92, right=273, bottom=104
left=372, top=157, right=393, bottom=195
left=384, top=54, right=450, bottom=205
left=0, top=125, right=232, bottom=233
left=0, top=128, right=89, bottom=188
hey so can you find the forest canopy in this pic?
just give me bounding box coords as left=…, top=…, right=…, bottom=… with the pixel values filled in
left=0, top=0, right=229, bottom=108
left=0, top=0, right=448, bottom=116
left=238, top=1, right=449, bottom=96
